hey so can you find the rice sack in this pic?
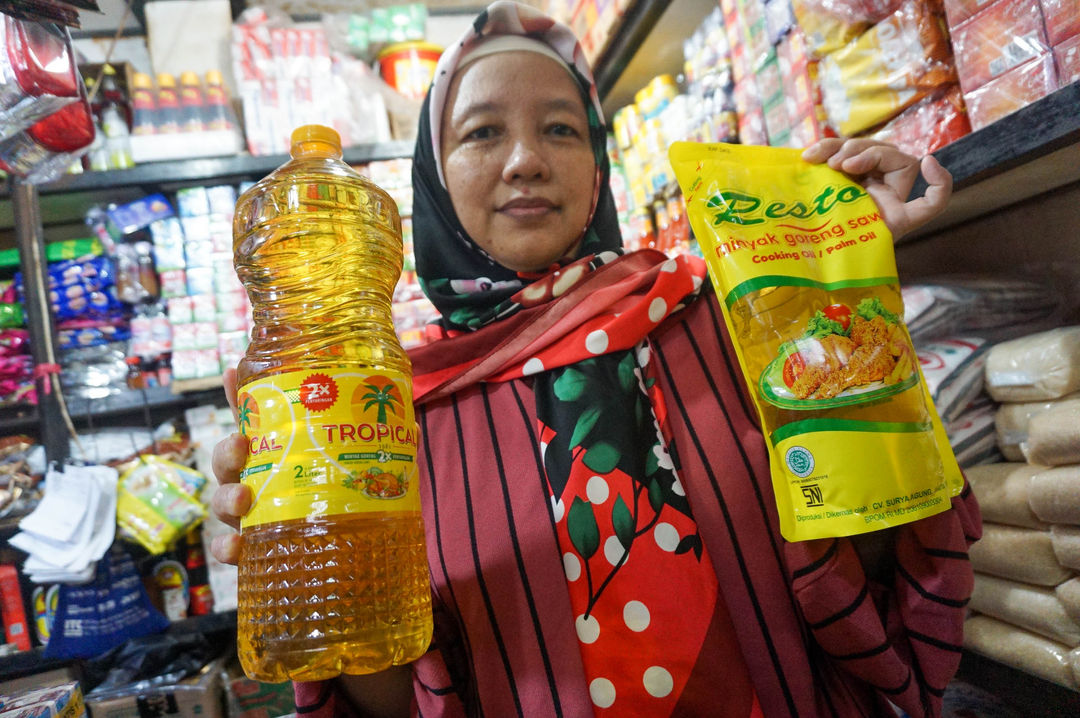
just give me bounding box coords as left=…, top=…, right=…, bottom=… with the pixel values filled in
left=670, top=142, right=962, bottom=541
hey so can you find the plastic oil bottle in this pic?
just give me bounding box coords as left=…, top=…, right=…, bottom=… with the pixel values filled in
left=232, top=124, right=431, bottom=682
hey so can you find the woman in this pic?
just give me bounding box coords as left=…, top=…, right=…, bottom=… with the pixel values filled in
left=212, top=3, right=978, bottom=716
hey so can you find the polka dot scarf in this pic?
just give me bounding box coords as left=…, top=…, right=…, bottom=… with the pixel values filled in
left=411, top=3, right=758, bottom=715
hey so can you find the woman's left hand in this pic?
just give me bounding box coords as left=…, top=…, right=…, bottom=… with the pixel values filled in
left=802, top=138, right=953, bottom=240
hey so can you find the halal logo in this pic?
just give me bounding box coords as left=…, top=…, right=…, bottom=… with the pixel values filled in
left=300, top=373, right=338, bottom=412
left=785, top=445, right=815, bottom=478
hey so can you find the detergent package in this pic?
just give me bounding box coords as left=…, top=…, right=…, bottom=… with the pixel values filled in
left=670, top=142, right=963, bottom=541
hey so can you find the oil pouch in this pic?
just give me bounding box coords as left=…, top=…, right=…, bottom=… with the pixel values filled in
left=670, top=141, right=963, bottom=541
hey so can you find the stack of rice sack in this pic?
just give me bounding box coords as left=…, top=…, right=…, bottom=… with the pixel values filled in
left=963, top=325, right=1080, bottom=691
left=903, top=277, right=1063, bottom=468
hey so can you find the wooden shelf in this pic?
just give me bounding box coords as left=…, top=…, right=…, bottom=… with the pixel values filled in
left=905, top=81, right=1080, bottom=242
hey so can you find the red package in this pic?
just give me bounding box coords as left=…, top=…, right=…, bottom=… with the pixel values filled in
left=0, top=564, right=31, bottom=651
left=950, top=0, right=1050, bottom=94
left=964, top=54, right=1058, bottom=130
left=1041, top=0, right=1080, bottom=45
left=942, top=0, right=996, bottom=26
left=1054, top=34, right=1080, bottom=86
left=871, top=84, right=971, bottom=156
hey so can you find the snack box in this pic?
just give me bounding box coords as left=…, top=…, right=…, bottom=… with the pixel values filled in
left=0, top=683, right=84, bottom=718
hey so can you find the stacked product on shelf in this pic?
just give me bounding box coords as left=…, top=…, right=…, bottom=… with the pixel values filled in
left=945, top=0, right=1077, bottom=131
left=963, top=325, right=1080, bottom=692
left=123, top=69, right=243, bottom=164
left=359, top=157, right=440, bottom=348
left=0, top=247, right=38, bottom=405
left=547, top=0, right=635, bottom=64
left=902, top=276, right=1068, bottom=468
left=725, top=0, right=833, bottom=148
left=169, top=186, right=250, bottom=382
left=231, top=7, right=414, bottom=156
left=12, top=243, right=130, bottom=400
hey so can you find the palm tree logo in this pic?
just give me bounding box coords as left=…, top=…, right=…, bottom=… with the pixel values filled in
left=359, top=379, right=402, bottom=424
left=237, top=393, right=258, bottom=436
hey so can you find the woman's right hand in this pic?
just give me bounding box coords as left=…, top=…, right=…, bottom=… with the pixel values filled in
left=209, top=367, right=252, bottom=565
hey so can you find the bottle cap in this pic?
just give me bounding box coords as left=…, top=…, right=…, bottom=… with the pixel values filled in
left=180, top=71, right=200, bottom=86
left=132, top=72, right=154, bottom=89
left=290, top=124, right=342, bottom=159
left=205, top=69, right=223, bottom=85
left=156, top=73, right=176, bottom=87
left=103, top=64, right=117, bottom=75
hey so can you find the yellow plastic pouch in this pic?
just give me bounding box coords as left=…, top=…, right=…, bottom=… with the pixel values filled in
left=670, top=142, right=963, bottom=541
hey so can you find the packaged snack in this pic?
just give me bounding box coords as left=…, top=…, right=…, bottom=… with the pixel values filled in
left=116, top=456, right=207, bottom=554
left=942, top=0, right=994, bottom=26
left=1041, top=0, right=1080, bottom=45
left=670, top=142, right=962, bottom=541
left=790, top=0, right=870, bottom=57
left=1054, top=34, right=1080, bottom=86
left=820, top=0, right=957, bottom=136
left=949, top=0, right=1050, bottom=94
left=868, top=84, right=971, bottom=157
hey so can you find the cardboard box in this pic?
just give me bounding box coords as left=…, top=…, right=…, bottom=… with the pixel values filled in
left=0, top=682, right=84, bottom=718
left=85, top=660, right=224, bottom=718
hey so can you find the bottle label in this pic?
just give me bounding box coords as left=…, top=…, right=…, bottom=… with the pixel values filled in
left=237, top=368, right=419, bottom=528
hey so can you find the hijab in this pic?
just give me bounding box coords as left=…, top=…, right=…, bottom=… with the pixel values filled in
left=411, top=0, right=623, bottom=332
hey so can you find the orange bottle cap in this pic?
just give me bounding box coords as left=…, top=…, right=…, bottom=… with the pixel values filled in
left=290, top=124, right=342, bottom=159
left=156, top=73, right=176, bottom=87
left=132, top=72, right=154, bottom=89
left=205, top=69, right=224, bottom=85
left=180, top=71, right=200, bottom=85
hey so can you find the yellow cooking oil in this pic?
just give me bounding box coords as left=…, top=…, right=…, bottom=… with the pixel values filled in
left=232, top=124, right=431, bottom=682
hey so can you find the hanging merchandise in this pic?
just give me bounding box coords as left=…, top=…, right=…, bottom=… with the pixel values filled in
left=0, top=85, right=94, bottom=183
left=115, top=455, right=207, bottom=555
left=0, top=14, right=81, bottom=141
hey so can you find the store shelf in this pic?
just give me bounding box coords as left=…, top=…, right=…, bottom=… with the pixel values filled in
left=0, top=404, right=39, bottom=433
left=955, top=650, right=1080, bottom=717
left=0, top=610, right=238, bottom=682
left=907, top=81, right=1080, bottom=241
left=61, top=384, right=224, bottom=421
left=4, top=140, right=415, bottom=197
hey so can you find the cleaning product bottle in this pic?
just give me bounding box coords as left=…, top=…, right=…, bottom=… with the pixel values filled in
left=232, top=124, right=431, bottom=683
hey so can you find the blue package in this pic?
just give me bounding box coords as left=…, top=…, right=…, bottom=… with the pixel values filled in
left=43, top=545, right=170, bottom=660
left=106, top=194, right=176, bottom=242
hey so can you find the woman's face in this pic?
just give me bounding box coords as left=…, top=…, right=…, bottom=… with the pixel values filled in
left=440, top=51, right=597, bottom=273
